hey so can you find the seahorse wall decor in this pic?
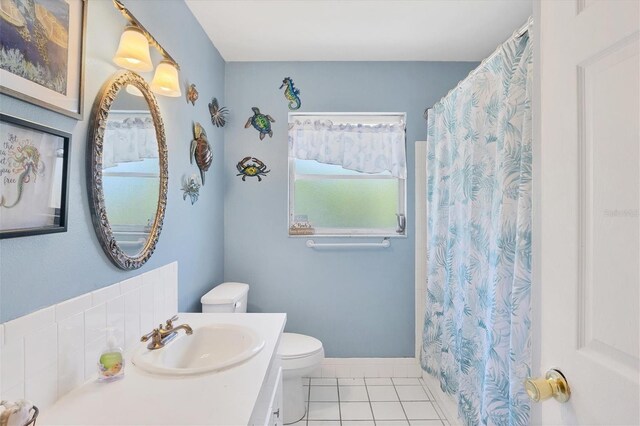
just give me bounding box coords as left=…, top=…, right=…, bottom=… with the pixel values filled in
left=279, top=77, right=301, bottom=110
left=0, top=143, right=43, bottom=208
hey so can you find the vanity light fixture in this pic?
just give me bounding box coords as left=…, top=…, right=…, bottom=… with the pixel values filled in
left=112, top=0, right=182, bottom=97
left=113, top=26, right=153, bottom=72
left=150, top=60, right=182, bottom=97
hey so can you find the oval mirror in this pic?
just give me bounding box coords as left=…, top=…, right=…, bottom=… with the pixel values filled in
left=88, top=71, right=168, bottom=270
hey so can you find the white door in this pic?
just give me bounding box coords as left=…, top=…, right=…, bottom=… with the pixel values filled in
left=536, top=0, right=639, bottom=425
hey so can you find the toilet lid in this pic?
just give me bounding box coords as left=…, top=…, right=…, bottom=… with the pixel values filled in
left=278, top=332, right=323, bottom=360
left=201, top=282, right=249, bottom=305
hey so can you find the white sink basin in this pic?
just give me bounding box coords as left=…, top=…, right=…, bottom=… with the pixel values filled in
left=132, top=324, right=265, bottom=376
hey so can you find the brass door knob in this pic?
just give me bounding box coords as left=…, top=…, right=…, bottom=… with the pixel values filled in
left=525, top=369, right=571, bottom=403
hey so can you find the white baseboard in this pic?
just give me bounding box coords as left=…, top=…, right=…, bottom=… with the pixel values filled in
left=309, top=357, right=422, bottom=378
left=422, top=371, right=461, bottom=425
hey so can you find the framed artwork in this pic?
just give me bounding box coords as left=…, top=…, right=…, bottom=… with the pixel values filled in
left=0, top=0, right=86, bottom=119
left=0, top=114, right=70, bottom=239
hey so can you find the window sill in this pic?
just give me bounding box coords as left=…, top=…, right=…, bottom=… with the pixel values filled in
left=288, top=233, right=407, bottom=239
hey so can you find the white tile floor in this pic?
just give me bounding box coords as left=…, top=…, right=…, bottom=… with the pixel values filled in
left=290, top=377, right=450, bottom=426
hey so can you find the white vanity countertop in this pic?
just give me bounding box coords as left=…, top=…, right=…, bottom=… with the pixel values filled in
left=39, top=313, right=286, bottom=426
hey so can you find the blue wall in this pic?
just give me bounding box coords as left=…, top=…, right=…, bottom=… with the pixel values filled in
left=0, top=0, right=226, bottom=322
left=223, top=62, right=477, bottom=357
left=1, top=1, right=478, bottom=359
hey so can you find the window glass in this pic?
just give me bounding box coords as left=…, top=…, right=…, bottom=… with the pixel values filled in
left=294, top=177, right=398, bottom=230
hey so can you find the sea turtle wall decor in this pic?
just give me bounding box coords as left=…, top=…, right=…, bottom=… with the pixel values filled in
left=279, top=77, right=301, bottom=110
left=190, top=122, right=212, bottom=185
left=236, top=156, right=270, bottom=182
left=186, top=84, right=199, bottom=105
left=244, top=107, right=275, bottom=140
left=209, top=97, right=228, bottom=128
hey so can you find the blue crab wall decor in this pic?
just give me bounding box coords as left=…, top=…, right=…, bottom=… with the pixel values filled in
left=236, top=157, right=270, bottom=182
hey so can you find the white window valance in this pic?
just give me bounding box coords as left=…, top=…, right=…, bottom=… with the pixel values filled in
left=103, top=116, right=158, bottom=169
left=288, top=119, right=407, bottom=179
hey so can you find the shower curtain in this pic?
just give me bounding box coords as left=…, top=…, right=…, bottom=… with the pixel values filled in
left=421, top=31, right=532, bottom=426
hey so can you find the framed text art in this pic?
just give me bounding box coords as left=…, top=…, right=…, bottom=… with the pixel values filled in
left=0, top=0, right=86, bottom=119
left=0, top=114, right=70, bottom=238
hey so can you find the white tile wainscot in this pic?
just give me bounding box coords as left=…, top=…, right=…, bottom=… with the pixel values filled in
left=38, top=313, right=286, bottom=426
left=0, top=262, right=178, bottom=409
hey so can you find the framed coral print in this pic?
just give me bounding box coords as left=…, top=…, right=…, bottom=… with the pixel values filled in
left=0, top=114, right=70, bottom=239
left=0, top=0, right=86, bottom=119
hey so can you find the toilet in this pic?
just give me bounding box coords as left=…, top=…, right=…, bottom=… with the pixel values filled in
left=201, top=282, right=324, bottom=425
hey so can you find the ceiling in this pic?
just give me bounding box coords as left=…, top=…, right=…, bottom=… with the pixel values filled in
left=185, top=0, right=532, bottom=62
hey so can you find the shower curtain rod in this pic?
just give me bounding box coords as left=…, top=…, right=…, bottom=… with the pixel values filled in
left=514, top=18, right=532, bottom=38
left=424, top=17, right=533, bottom=115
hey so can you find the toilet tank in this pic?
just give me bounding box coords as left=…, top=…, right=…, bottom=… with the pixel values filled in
left=201, top=282, right=249, bottom=313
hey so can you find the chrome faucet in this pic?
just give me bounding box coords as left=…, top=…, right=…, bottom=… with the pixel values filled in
left=141, top=315, right=193, bottom=350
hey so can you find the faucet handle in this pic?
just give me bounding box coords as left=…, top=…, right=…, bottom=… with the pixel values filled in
left=141, top=329, right=158, bottom=342
left=165, top=315, right=179, bottom=329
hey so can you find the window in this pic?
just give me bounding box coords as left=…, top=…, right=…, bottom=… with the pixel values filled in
left=288, top=113, right=406, bottom=237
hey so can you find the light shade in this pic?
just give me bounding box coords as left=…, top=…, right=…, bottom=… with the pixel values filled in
left=113, top=26, right=153, bottom=72
left=150, top=60, right=181, bottom=97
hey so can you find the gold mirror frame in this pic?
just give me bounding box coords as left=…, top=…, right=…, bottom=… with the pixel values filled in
left=87, top=70, right=168, bottom=270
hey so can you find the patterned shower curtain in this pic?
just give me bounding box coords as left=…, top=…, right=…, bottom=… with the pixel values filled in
left=421, top=32, right=532, bottom=426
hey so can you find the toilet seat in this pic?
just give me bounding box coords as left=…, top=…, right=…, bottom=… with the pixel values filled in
left=277, top=333, right=324, bottom=424
left=279, top=333, right=323, bottom=359
left=278, top=333, right=324, bottom=372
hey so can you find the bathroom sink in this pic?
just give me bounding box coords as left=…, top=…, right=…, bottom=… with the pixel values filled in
left=132, top=324, right=265, bottom=376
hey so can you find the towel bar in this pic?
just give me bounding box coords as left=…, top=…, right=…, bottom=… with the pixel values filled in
left=305, top=238, right=390, bottom=249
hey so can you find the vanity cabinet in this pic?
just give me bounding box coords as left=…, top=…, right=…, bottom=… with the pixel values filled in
left=250, top=359, right=283, bottom=426
left=268, top=367, right=283, bottom=426
left=38, top=313, right=287, bottom=426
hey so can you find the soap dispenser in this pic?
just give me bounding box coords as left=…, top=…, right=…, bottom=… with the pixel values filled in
left=98, top=329, right=124, bottom=382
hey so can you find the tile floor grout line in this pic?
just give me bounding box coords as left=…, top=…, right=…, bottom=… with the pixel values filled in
left=307, top=384, right=313, bottom=424
left=306, top=379, right=311, bottom=426
left=363, top=379, right=376, bottom=425
left=336, top=382, right=342, bottom=426
left=393, top=381, right=411, bottom=424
